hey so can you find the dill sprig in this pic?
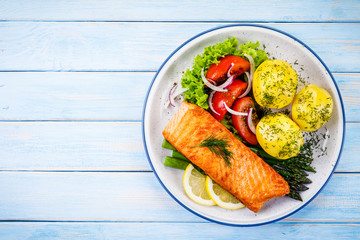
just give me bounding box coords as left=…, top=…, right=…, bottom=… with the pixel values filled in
left=192, top=135, right=233, bottom=167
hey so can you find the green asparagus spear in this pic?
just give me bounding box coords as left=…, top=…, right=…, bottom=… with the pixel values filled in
left=172, top=151, right=189, bottom=162
left=164, top=156, right=189, bottom=170
left=288, top=188, right=303, bottom=201
left=162, top=139, right=176, bottom=150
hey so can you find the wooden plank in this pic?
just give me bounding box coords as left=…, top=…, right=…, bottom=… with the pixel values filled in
left=0, top=72, right=150, bottom=120
left=0, top=122, right=146, bottom=171
left=337, top=123, right=360, bottom=172
left=0, top=172, right=358, bottom=221
left=0, top=72, right=357, bottom=121
left=0, top=222, right=359, bottom=239
left=1, top=0, right=359, bottom=22
left=0, top=22, right=359, bottom=72
left=336, top=73, right=360, bottom=121
left=0, top=122, right=356, bottom=171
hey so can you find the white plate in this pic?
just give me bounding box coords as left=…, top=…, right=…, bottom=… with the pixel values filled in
left=142, top=24, right=345, bottom=226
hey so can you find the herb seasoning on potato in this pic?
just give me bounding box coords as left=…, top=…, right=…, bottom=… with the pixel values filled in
left=253, top=60, right=298, bottom=109
left=291, top=84, right=333, bottom=132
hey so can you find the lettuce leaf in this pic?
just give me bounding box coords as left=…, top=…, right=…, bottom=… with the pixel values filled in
left=239, top=41, right=268, bottom=68
left=181, top=38, right=268, bottom=109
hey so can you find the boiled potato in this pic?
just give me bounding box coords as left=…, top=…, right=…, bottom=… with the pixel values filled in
left=292, top=84, right=333, bottom=132
left=256, top=113, right=303, bottom=159
left=253, top=60, right=298, bottom=109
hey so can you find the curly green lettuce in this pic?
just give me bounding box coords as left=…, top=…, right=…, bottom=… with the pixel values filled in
left=239, top=41, right=268, bottom=68
left=181, top=37, right=267, bottom=109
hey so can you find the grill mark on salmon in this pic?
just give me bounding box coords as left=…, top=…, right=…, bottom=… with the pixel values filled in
left=162, top=101, right=290, bottom=213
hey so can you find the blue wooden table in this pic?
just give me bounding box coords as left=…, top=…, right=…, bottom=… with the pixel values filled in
left=0, top=1, right=359, bottom=239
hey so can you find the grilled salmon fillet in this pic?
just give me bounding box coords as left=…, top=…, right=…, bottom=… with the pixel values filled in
left=162, top=101, right=289, bottom=213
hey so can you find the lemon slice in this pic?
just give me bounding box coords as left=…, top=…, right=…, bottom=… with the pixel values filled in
left=205, top=176, right=245, bottom=210
left=183, top=164, right=215, bottom=206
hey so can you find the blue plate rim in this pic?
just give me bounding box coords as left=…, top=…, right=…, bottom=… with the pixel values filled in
left=141, top=23, right=346, bottom=227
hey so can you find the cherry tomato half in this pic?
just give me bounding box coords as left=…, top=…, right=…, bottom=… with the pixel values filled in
left=210, top=79, right=247, bottom=121
left=206, top=55, right=250, bottom=83
left=232, top=97, right=258, bottom=145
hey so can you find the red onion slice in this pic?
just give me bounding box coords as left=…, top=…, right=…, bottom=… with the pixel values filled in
left=244, top=53, right=255, bottom=79
left=237, top=72, right=251, bottom=99
left=245, top=71, right=250, bottom=80
left=201, top=68, right=228, bottom=92
left=208, top=90, right=220, bottom=115
left=164, top=83, right=188, bottom=108
left=237, top=54, right=255, bottom=99
left=207, top=78, right=217, bottom=85
left=168, top=84, right=177, bottom=107
left=227, top=63, right=235, bottom=78
left=247, top=108, right=256, bottom=134
left=224, top=102, right=248, bottom=116
left=218, top=75, right=235, bottom=89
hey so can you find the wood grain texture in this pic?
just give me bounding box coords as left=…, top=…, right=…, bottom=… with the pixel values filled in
left=336, top=73, right=360, bottom=121
left=0, top=222, right=359, bottom=240
left=0, top=122, right=146, bottom=171
left=0, top=0, right=359, bottom=236
left=0, top=122, right=356, bottom=171
left=1, top=0, right=359, bottom=22
left=0, top=172, right=357, bottom=221
left=0, top=23, right=359, bottom=72
left=0, top=72, right=357, bottom=121
left=0, top=72, right=149, bottom=120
